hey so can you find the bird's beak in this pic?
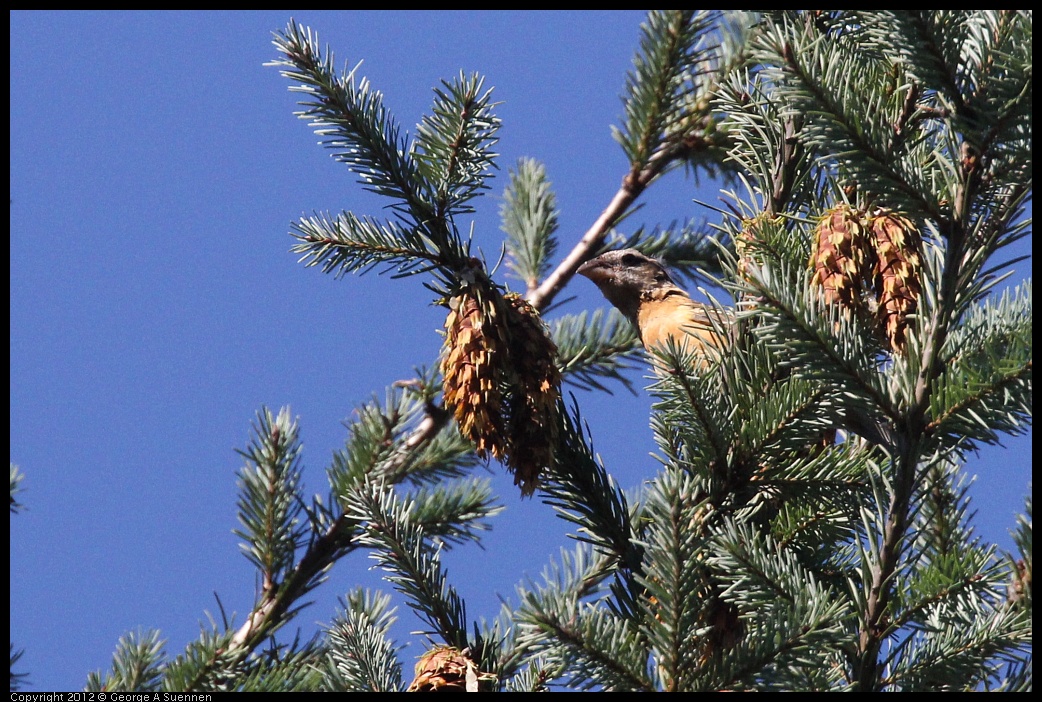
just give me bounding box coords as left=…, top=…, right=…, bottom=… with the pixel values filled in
left=577, top=256, right=611, bottom=284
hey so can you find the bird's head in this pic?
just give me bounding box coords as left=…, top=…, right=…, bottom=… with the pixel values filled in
left=576, top=248, right=680, bottom=322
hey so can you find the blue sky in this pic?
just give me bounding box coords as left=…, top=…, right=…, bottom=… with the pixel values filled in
left=9, top=11, right=1031, bottom=692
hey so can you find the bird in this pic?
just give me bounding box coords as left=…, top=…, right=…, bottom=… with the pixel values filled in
left=576, top=248, right=729, bottom=368
left=578, top=247, right=743, bottom=661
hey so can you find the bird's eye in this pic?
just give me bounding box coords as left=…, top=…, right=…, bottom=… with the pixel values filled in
left=621, top=252, right=641, bottom=266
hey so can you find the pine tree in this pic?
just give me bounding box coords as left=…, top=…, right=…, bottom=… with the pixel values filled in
left=82, top=11, right=1030, bottom=692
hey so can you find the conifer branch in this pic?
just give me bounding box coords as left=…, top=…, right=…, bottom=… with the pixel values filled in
left=9, top=463, right=25, bottom=514
left=345, top=481, right=471, bottom=651
left=322, top=589, right=403, bottom=691
left=234, top=408, right=308, bottom=594
left=501, top=158, right=559, bottom=293
left=270, top=21, right=434, bottom=221
left=526, top=9, right=739, bottom=312
left=271, top=20, right=499, bottom=288
left=541, top=399, right=641, bottom=574
left=515, top=583, right=655, bottom=691
left=551, top=309, right=642, bottom=395
left=223, top=388, right=469, bottom=674
left=761, top=28, right=940, bottom=219
left=86, top=630, right=166, bottom=693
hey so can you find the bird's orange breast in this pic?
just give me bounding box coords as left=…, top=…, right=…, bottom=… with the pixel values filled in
left=637, top=292, right=723, bottom=366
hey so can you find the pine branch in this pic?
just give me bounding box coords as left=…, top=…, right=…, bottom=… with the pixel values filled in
left=269, top=21, right=433, bottom=221
left=290, top=212, right=444, bottom=279
left=527, top=10, right=741, bottom=312
left=271, top=20, right=482, bottom=290
left=226, top=512, right=356, bottom=662
left=733, top=372, right=835, bottom=458
left=637, top=469, right=709, bottom=691
left=414, top=71, right=501, bottom=218
left=405, top=477, right=503, bottom=549
left=648, top=341, right=739, bottom=476
left=881, top=531, right=1031, bottom=692
left=894, top=462, right=999, bottom=601
left=161, top=620, right=240, bottom=692
left=704, top=521, right=851, bottom=690
left=759, top=445, right=871, bottom=533
left=740, top=260, right=897, bottom=444
left=223, top=385, right=460, bottom=674
left=1008, top=496, right=1031, bottom=609
left=540, top=399, right=641, bottom=574
left=344, top=480, right=471, bottom=651
left=234, top=407, right=308, bottom=593
left=715, top=70, right=816, bottom=216
left=322, top=589, right=403, bottom=692
left=501, top=158, right=559, bottom=293
left=502, top=659, right=555, bottom=692
left=9, top=462, right=25, bottom=514
left=926, top=282, right=1032, bottom=455
left=876, top=9, right=1033, bottom=171
left=614, top=10, right=722, bottom=169
left=514, top=554, right=655, bottom=691
left=551, top=309, right=642, bottom=395
left=755, top=18, right=942, bottom=219
left=10, top=644, right=29, bottom=692
left=875, top=12, right=974, bottom=116
left=373, top=390, right=474, bottom=486
left=236, top=635, right=325, bottom=692
left=86, top=629, right=166, bottom=693
left=497, top=544, right=620, bottom=682
left=854, top=444, right=919, bottom=689
left=328, top=381, right=468, bottom=499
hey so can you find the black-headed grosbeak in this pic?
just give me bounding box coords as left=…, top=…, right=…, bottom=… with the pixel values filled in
left=577, top=248, right=728, bottom=367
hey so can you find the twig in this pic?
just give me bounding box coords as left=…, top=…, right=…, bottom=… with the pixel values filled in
left=526, top=142, right=685, bottom=312
left=225, top=401, right=451, bottom=659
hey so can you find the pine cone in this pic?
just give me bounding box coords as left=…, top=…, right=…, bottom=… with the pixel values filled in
left=406, top=645, right=495, bottom=692
left=501, top=292, right=562, bottom=496
left=869, top=211, right=922, bottom=353
left=809, top=204, right=874, bottom=312
left=441, top=286, right=562, bottom=496
left=441, top=293, right=508, bottom=460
